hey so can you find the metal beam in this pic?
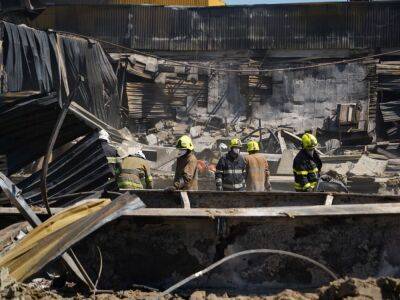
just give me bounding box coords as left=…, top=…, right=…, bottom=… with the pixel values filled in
left=122, top=203, right=400, bottom=217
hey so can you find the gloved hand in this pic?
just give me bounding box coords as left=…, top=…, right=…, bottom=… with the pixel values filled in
left=164, top=186, right=177, bottom=192
left=216, top=185, right=223, bottom=191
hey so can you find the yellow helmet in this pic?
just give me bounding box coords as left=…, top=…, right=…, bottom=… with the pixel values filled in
left=247, top=140, right=260, bottom=152
left=301, top=133, right=318, bottom=150
left=229, top=138, right=242, bottom=148
left=176, top=135, right=194, bottom=151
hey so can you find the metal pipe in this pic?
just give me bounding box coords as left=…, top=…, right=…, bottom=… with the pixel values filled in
left=40, top=76, right=83, bottom=216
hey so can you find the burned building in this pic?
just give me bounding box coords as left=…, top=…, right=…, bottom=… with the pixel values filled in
left=3, top=1, right=394, bottom=145
left=3, top=3, right=400, bottom=296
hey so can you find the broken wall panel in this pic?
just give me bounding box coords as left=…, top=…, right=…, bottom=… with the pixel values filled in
left=74, top=214, right=400, bottom=291
left=17, top=132, right=117, bottom=205
left=0, top=21, right=122, bottom=129
left=29, top=2, right=400, bottom=51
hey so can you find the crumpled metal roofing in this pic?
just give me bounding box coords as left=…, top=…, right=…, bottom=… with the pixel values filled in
left=0, top=93, right=92, bottom=174
left=18, top=132, right=117, bottom=205
left=29, top=2, right=400, bottom=51
left=1, top=21, right=121, bottom=128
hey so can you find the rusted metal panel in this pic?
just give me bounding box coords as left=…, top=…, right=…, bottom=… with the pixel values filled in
left=0, top=191, right=145, bottom=282
left=30, top=2, right=400, bottom=51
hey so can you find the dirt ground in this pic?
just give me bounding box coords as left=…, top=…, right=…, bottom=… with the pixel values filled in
left=1, top=276, right=400, bottom=299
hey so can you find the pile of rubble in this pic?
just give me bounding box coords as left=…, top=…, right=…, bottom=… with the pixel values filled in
left=2, top=274, right=400, bottom=299
left=138, top=117, right=263, bottom=150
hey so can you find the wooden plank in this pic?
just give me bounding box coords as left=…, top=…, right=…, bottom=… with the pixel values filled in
left=325, top=194, right=334, bottom=206
left=179, top=191, right=191, bottom=209
left=277, top=130, right=287, bottom=152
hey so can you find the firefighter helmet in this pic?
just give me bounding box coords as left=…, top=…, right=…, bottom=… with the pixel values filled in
left=247, top=140, right=260, bottom=152
left=301, top=133, right=318, bottom=150
left=229, top=138, right=242, bottom=148
left=176, top=135, right=194, bottom=151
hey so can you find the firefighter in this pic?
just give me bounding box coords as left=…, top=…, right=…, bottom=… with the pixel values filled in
left=98, top=130, right=117, bottom=163
left=293, top=133, right=322, bottom=192
left=215, top=138, right=246, bottom=191
left=98, top=129, right=119, bottom=175
left=117, top=147, right=153, bottom=190
left=245, top=140, right=271, bottom=192
left=165, top=135, right=198, bottom=191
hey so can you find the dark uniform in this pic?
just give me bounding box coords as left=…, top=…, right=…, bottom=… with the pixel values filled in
left=215, top=151, right=246, bottom=191
left=117, top=156, right=153, bottom=189
left=293, top=149, right=322, bottom=192
left=102, top=142, right=119, bottom=174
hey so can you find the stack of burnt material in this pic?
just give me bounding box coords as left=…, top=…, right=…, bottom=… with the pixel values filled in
left=18, top=132, right=117, bottom=207
left=377, top=56, right=400, bottom=140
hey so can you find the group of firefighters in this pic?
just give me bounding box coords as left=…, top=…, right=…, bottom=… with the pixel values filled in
left=99, top=129, right=322, bottom=192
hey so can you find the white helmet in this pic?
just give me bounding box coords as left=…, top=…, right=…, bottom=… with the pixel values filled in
left=128, top=147, right=146, bottom=160
left=98, top=129, right=110, bottom=143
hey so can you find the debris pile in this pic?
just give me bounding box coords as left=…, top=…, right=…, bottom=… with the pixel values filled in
left=137, top=118, right=263, bottom=149
left=0, top=275, right=400, bottom=299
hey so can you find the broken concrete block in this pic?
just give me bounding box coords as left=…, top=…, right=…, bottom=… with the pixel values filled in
left=190, top=126, right=203, bottom=138
left=172, top=123, right=189, bottom=135
left=190, top=291, right=206, bottom=300
left=276, top=150, right=298, bottom=175
left=145, top=134, right=158, bottom=146
left=325, top=139, right=341, bottom=153
left=156, top=131, right=170, bottom=143
left=349, top=155, right=388, bottom=177
left=154, top=121, right=165, bottom=131
left=193, top=136, right=216, bottom=152
left=165, top=120, right=176, bottom=129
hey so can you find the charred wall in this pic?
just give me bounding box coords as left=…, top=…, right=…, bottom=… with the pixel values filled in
left=121, top=50, right=373, bottom=135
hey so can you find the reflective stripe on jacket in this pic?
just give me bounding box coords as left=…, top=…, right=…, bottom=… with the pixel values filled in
left=117, top=156, right=153, bottom=190
left=245, top=153, right=270, bottom=192
left=292, top=149, right=322, bottom=191
left=215, top=151, right=246, bottom=191
left=174, top=151, right=198, bottom=191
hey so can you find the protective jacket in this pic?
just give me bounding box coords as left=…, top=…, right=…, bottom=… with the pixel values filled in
left=215, top=151, right=246, bottom=191
left=117, top=156, right=153, bottom=189
left=293, top=149, right=322, bottom=191
left=174, top=151, right=198, bottom=190
left=245, top=153, right=270, bottom=192
left=101, top=142, right=118, bottom=172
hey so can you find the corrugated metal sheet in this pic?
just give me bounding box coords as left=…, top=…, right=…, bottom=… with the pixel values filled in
left=30, top=2, right=400, bottom=51
left=42, top=0, right=224, bottom=6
